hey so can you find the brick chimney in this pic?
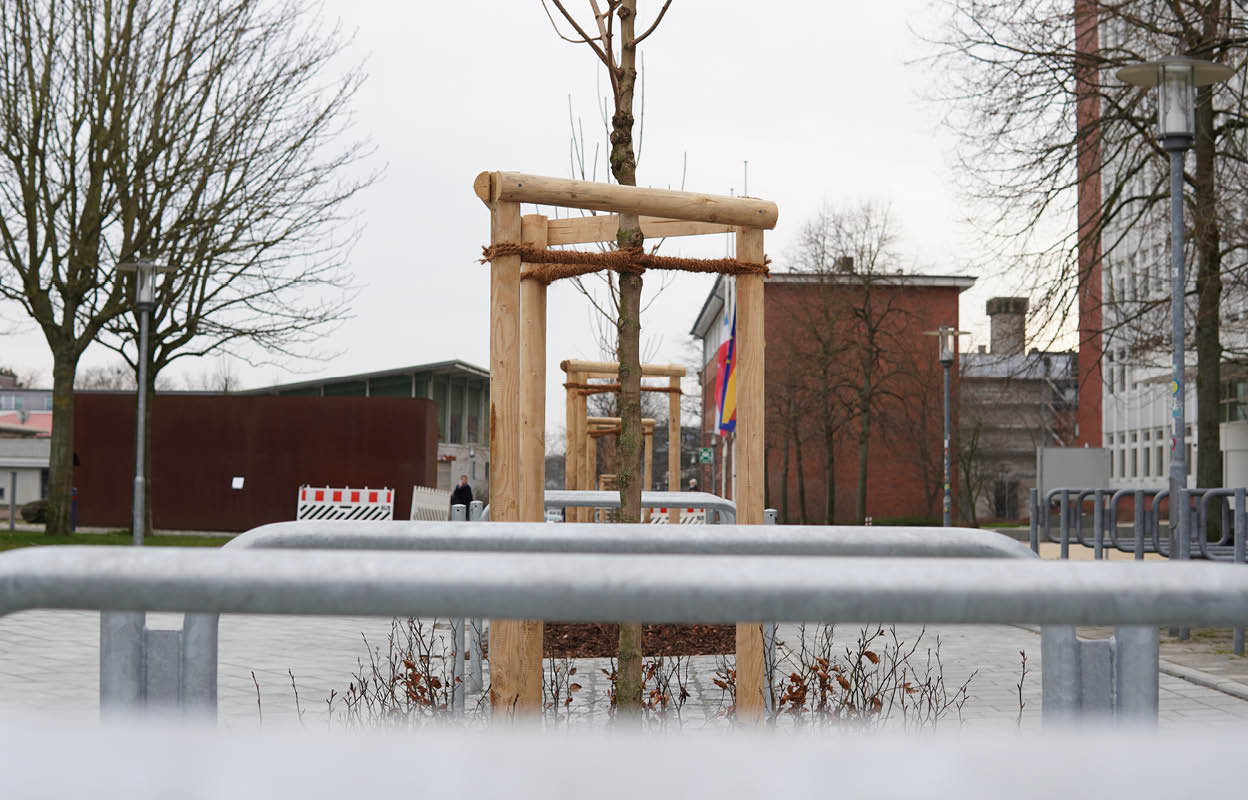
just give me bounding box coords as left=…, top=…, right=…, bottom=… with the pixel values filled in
left=986, top=297, right=1029, bottom=356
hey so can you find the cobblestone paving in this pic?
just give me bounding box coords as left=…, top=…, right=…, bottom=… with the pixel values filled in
left=2, top=611, right=1247, bottom=731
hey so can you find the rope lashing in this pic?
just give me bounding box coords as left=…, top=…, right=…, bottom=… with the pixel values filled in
left=563, top=382, right=682, bottom=396
left=480, top=243, right=770, bottom=284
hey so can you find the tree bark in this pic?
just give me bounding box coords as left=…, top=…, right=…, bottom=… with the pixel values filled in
left=1193, top=85, right=1222, bottom=495
left=45, top=355, right=81, bottom=536
left=823, top=423, right=836, bottom=524
left=611, top=0, right=644, bottom=714
left=856, top=401, right=870, bottom=524
left=779, top=423, right=790, bottom=524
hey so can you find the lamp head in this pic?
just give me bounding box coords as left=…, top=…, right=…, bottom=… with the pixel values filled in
left=1118, top=56, right=1234, bottom=145
left=117, top=260, right=175, bottom=310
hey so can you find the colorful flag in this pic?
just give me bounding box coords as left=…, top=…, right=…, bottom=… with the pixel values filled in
left=716, top=289, right=737, bottom=434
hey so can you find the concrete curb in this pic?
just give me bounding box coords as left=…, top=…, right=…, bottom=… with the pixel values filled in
left=1156, top=658, right=1248, bottom=702
left=1014, top=624, right=1248, bottom=702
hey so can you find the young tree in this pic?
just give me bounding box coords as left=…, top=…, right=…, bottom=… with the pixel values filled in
left=0, top=1, right=368, bottom=534
left=928, top=0, right=1248, bottom=492
left=542, top=0, right=672, bottom=712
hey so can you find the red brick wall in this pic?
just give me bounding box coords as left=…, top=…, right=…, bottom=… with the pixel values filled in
left=701, top=278, right=964, bottom=524
left=1075, top=0, right=1104, bottom=446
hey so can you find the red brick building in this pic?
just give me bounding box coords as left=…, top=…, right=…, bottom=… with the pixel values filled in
left=690, top=270, right=975, bottom=524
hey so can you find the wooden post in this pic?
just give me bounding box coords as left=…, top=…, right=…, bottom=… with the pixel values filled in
left=494, top=213, right=547, bottom=713
left=564, top=370, right=580, bottom=505
left=520, top=214, right=548, bottom=525
left=485, top=199, right=538, bottom=715
left=668, top=374, right=681, bottom=491
left=573, top=374, right=587, bottom=521
left=734, top=228, right=767, bottom=721
left=643, top=428, right=654, bottom=514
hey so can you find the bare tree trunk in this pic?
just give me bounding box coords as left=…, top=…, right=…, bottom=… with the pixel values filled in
left=856, top=402, right=870, bottom=524
left=793, top=427, right=808, bottom=524
left=45, top=355, right=80, bottom=536
left=823, top=424, right=836, bottom=524
left=1194, top=85, right=1222, bottom=496
left=779, top=424, right=790, bottom=524
left=611, top=0, right=644, bottom=714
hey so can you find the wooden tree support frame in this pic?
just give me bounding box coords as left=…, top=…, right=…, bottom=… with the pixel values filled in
left=562, top=360, right=684, bottom=523
left=476, top=171, right=776, bottom=720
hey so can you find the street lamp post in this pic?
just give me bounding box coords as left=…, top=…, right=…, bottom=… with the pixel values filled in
left=1119, top=57, right=1233, bottom=560
left=925, top=326, right=969, bottom=527
left=118, top=260, right=174, bottom=546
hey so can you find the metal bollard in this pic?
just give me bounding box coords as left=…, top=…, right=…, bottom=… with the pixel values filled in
left=7, top=471, right=15, bottom=532
left=1236, top=489, right=1245, bottom=657
left=450, top=504, right=467, bottom=522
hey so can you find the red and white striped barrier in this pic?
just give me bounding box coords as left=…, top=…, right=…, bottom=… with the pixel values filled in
left=648, top=507, right=707, bottom=525
left=297, top=486, right=394, bottom=522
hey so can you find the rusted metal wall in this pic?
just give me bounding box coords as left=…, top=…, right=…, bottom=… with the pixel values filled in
left=73, top=393, right=437, bottom=531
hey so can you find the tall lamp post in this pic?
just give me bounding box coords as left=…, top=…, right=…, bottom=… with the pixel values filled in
left=118, top=260, right=174, bottom=546
left=1118, top=57, right=1233, bottom=557
left=925, top=326, right=968, bottom=526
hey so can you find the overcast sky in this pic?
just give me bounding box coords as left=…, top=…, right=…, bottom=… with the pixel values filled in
left=3, top=1, right=1040, bottom=434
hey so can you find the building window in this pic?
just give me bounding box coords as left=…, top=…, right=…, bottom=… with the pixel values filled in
left=1156, top=445, right=1164, bottom=476
left=1143, top=447, right=1150, bottom=477
left=1131, top=449, right=1138, bottom=478
left=1119, top=449, right=1126, bottom=477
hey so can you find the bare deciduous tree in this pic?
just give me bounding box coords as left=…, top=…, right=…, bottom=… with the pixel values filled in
left=0, top=1, right=369, bottom=534
left=541, top=0, right=672, bottom=713
left=927, top=0, right=1248, bottom=491
left=788, top=202, right=919, bottom=524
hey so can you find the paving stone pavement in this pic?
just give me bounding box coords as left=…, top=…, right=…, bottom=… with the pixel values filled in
left=3, top=611, right=1248, bottom=731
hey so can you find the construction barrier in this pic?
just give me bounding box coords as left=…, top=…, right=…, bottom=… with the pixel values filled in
left=296, top=486, right=393, bottom=521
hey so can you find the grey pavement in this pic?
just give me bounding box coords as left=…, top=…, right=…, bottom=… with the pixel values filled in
left=3, top=611, right=1248, bottom=730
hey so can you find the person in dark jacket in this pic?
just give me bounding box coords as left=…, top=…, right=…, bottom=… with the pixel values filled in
left=450, top=474, right=473, bottom=517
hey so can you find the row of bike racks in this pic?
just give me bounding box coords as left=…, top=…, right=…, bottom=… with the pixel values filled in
left=1030, top=486, right=1246, bottom=654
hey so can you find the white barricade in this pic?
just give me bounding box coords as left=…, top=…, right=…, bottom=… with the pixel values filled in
left=411, top=485, right=453, bottom=521
left=648, top=507, right=707, bottom=525
left=296, top=486, right=394, bottom=521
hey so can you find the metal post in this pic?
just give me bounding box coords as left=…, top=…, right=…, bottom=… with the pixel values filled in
left=451, top=616, right=465, bottom=713
left=1093, top=489, right=1104, bottom=560
left=1059, top=490, right=1070, bottom=560
left=1166, top=142, right=1188, bottom=579
left=99, top=611, right=146, bottom=714
left=132, top=307, right=150, bottom=547
left=7, top=471, right=14, bottom=531
left=763, top=508, right=777, bottom=716
left=1133, top=490, right=1144, bottom=561
left=1041, top=624, right=1080, bottom=724
left=1029, top=488, right=1039, bottom=554
left=468, top=499, right=485, bottom=692
left=942, top=361, right=952, bottom=527
left=450, top=504, right=466, bottom=522
left=1235, top=488, right=1245, bottom=656
left=1114, top=625, right=1159, bottom=723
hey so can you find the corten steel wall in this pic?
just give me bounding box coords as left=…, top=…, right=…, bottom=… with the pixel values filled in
left=73, top=393, right=437, bottom=531
left=701, top=280, right=962, bottom=524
